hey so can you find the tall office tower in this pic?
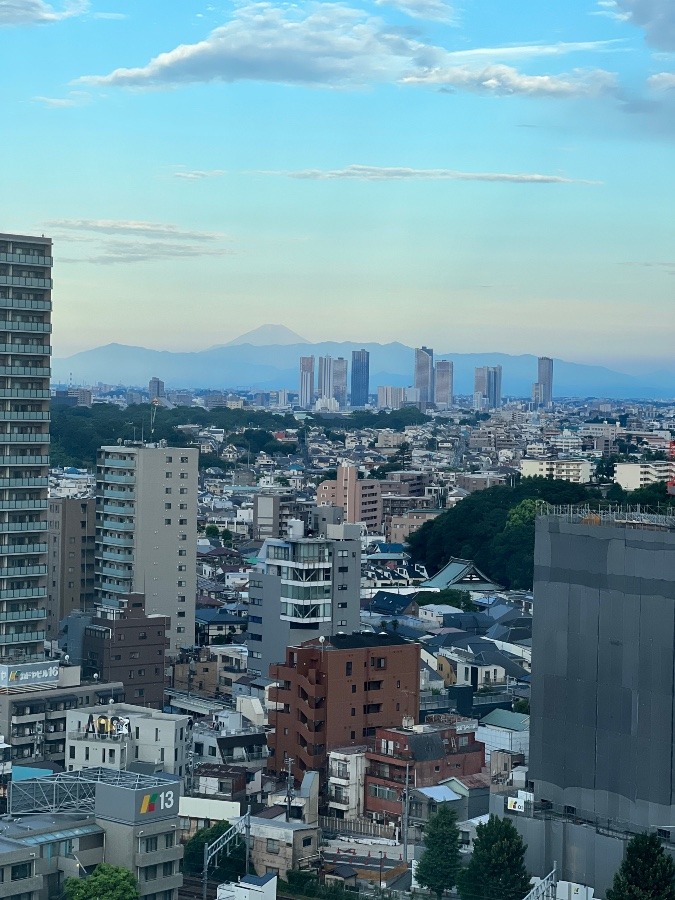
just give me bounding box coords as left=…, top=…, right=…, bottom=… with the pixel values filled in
left=507, top=510, right=675, bottom=893
left=537, top=356, right=553, bottom=407
left=46, top=497, right=95, bottom=640
left=247, top=514, right=361, bottom=677
left=474, top=365, right=502, bottom=409
left=0, top=232, right=52, bottom=665
left=414, top=346, right=434, bottom=407
left=148, top=376, right=165, bottom=401
left=333, top=357, right=348, bottom=408
left=434, top=360, right=453, bottom=408
left=299, top=355, right=314, bottom=408
left=95, top=444, right=199, bottom=654
left=350, top=349, right=370, bottom=407
left=318, top=355, right=333, bottom=400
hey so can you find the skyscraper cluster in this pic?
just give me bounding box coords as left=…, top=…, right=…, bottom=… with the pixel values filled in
left=474, top=365, right=502, bottom=410
left=298, top=349, right=370, bottom=408
left=412, top=347, right=454, bottom=410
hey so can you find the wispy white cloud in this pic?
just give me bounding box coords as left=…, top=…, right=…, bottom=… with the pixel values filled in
left=279, top=164, right=601, bottom=183
left=47, top=218, right=224, bottom=240
left=373, top=0, right=454, bottom=23
left=647, top=72, right=675, bottom=91
left=615, top=0, right=675, bottom=50
left=402, top=64, right=618, bottom=98
left=79, top=240, right=236, bottom=265
left=0, top=0, right=87, bottom=26
left=75, top=2, right=619, bottom=99
left=32, top=90, right=90, bottom=108
left=174, top=170, right=227, bottom=180
left=591, top=1, right=630, bottom=22
left=93, top=11, right=127, bottom=19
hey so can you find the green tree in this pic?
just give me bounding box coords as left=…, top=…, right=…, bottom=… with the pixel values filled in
left=183, top=821, right=247, bottom=882
left=459, top=815, right=530, bottom=900
left=416, top=588, right=477, bottom=612
left=64, top=863, right=140, bottom=900
left=221, top=527, right=234, bottom=545
left=606, top=832, right=675, bottom=900
left=415, top=805, right=461, bottom=899
left=205, top=524, right=220, bottom=539
left=512, top=698, right=530, bottom=714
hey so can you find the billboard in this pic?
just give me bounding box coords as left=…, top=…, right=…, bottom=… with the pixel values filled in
left=0, top=662, right=59, bottom=689
left=95, top=780, right=182, bottom=825
left=507, top=797, right=525, bottom=813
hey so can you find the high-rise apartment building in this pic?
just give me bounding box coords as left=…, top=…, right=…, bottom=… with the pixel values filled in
left=299, top=356, right=315, bottom=408
left=377, top=386, right=405, bottom=410
left=434, top=360, right=453, bottom=408
left=247, top=517, right=361, bottom=678
left=46, top=497, right=96, bottom=640
left=474, top=365, right=502, bottom=409
left=350, top=349, right=369, bottom=407
left=318, top=355, right=333, bottom=400
left=500, top=510, right=675, bottom=894
left=316, top=465, right=382, bottom=532
left=535, top=356, right=553, bottom=407
left=414, top=347, right=434, bottom=407
left=332, top=357, right=348, bottom=408
left=148, top=376, right=165, bottom=401
left=0, top=232, right=52, bottom=665
left=95, top=444, right=198, bottom=654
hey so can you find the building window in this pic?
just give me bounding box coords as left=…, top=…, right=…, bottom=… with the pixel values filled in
left=165, top=833, right=174, bottom=849
left=302, top=837, right=313, bottom=847
left=144, top=865, right=158, bottom=882
left=345, top=661, right=352, bottom=676
left=145, top=836, right=158, bottom=853
left=337, top=585, right=347, bottom=591
left=266, top=839, right=280, bottom=854
left=11, top=864, right=32, bottom=882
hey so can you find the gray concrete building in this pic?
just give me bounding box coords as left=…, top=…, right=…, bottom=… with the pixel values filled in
left=496, top=509, right=675, bottom=896
left=0, top=232, right=52, bottom=667
left=95, top=444, right=199, bottom=654
left=47, top=496, right=95, bottom=640
left=247, top=517, right=361, bottom=677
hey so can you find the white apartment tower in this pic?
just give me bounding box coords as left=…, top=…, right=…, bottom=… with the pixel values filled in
left=0, top=232, right=52, bottom=664
left=95, top=444, right=199, bottom=654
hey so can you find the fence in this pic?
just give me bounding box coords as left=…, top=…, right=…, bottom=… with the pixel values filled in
left=319, top=816, right=423, bottom=845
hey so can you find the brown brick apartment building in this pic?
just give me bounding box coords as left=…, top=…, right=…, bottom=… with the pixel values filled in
left=269, top=633, right=420, bottom=785
left=364, top=718, right=485, bottom=822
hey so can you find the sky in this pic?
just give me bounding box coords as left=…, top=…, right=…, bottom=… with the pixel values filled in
left=1, top=0, right=674, bottom=373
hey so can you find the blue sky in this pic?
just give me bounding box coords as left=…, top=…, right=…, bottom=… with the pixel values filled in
left=1, top=0, right=674, bottom=372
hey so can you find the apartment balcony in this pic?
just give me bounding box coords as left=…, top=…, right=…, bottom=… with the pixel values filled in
left=103, top=488, right=135, bottom=500
left=0, top=478, right=48, bottom=488
left=100, top=534, right=134, bottom=547
left=11, top=710, right=45, bottom=725
left=0, top=276, right=52, bottom=289
left=328, top=767, right=351, bottom=782
left=0, top=294, right=50, bottom=310
left=0, top=345, right=51, bottom=356
left=0, top=454, right=50, bottom=463
left=0, top=412, right=49, bottom=422
left=0, top=366, right=50, bottom=376
left=296, top=672, right=327, bottom=701
left=0, top=252, right=52, bottom=266
left=327, top=793, right=350, bottom=809
left=0, top=587, right=46, bottom=599
left=0, top=322, right=51, bottom=335
left=0, top=607, right=47, bottom=622
left=100, top=518, right=134, bottom=531
left=0, top=499, right=48, bottom=509
left=101, top=549, right=134, bottom=563
left=103, top=474, right=136, bottom=484
left=0, top=630, right=46, bottom=644
left=0, top=434, right=50, bottom=444
left=102, top=503, right=135, bottom=515
left=0, top=542, right=47, bottom=554
left=0, top=565, right=47, bottom=577
left=0, top=521, right=48, bottom=532
left=99, top=580, right=132, bottom=594
left=101, top=458, right=137, bottom=469
left=98, top=564, right=133, bottom=578
left=135, top=846, right=183, bottom=867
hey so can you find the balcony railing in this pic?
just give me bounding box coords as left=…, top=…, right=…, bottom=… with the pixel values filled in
left=0, top=367, right=50, bottom=376
left=0, top=321, right=51, bottom=332
left=0, top=522, right=48, bottom=532
left=0, top=608, right=46, bottom=621
left=0, top=346, right=51, bottom=356
left=0, top=630, right=46, bottom=644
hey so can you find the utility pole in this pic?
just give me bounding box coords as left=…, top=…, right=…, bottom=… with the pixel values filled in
left=285, top=756, right=295, bottom=822
left=402, top=762, right=410, bottom=864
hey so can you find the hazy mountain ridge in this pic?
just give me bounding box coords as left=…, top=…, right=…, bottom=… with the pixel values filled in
left=53, top=335, right=675, bottom=399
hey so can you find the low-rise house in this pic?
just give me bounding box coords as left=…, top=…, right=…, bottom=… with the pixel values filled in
left=476, top=709, right=530, bottom=763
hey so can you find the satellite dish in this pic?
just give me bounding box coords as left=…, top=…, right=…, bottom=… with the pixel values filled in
left=318, top=636, right=325, bottom=644
left=93, top=673, right=99, bottom=681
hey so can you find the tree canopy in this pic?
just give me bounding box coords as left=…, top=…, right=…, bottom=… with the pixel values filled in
left=459, top=815, right=530, bottom=900
left=64, top=863, right=140, bottom=900
left=183, top=820, right=247, bottom=882
left=606, top=832, right=675, bottom=900
left=415, top=805, right=461, bottom=899
left=407, top=477, right=597, bottom=590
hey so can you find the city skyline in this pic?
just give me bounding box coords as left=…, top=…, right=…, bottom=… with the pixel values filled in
left=2, top=1, right=674, bottom=370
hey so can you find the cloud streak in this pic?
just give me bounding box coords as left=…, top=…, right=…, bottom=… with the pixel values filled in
left=279, top=164, right=601, bottom=183
left=0, top=0, right=87, bottom=26
left=77, top=241, right=236, bottom=265
left=373, top=0, right=454, bottom=23
left=47, top=218, right=223, bottom=240
left=402, top=64, right=618, bottom=97
left=174, top=170, right=227, bottom=180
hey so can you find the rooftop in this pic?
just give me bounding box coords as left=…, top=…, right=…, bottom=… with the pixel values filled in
left=299, top=631, right=411, bottom=651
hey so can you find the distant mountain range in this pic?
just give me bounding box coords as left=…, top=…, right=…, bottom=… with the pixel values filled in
left=53, top=325, right=675, bottom=399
